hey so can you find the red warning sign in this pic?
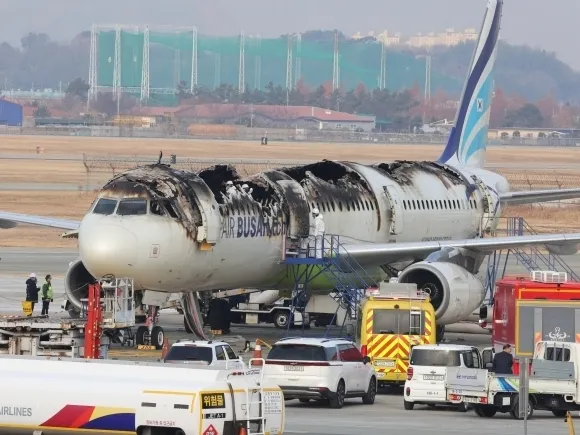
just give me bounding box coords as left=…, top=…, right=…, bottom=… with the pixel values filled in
left=203, top=424, right=219, bottom=435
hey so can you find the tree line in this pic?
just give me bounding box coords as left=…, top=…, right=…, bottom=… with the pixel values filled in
left=51, top=77, right=579, bottom=132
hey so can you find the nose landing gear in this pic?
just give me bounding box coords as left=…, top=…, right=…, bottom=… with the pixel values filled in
left=135, top=305, right=165, bottom=350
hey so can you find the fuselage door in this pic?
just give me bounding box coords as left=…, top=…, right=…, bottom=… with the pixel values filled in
left=383, top=185, right=403, bottom=235
left=276, top=179, right=310, bottom=238
left=185, top=182, right=221, bottom=245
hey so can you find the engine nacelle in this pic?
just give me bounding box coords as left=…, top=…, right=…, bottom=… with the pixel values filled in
left=64, top=258, right=95, bottom=312
left=397, top=261, right=486, bottom=325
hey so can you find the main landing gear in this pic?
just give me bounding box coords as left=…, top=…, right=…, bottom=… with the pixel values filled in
left=182, top=292, right=208, bottom=340
left=135, top=305, right=165, bottom=350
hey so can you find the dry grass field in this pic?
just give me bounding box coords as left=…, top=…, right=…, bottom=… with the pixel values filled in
left=0, top=136, right=578, bottom=248
left=2, top=135, right=580, bottom=164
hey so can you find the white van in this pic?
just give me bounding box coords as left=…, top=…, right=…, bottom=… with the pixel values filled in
left=403, top=344, right=482, bottom=411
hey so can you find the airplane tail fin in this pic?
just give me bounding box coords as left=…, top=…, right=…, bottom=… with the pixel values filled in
left=437, top=0, right=503, bottom=169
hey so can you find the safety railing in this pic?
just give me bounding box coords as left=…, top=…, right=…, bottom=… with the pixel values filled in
left=506, top=217, right=579, bottom=281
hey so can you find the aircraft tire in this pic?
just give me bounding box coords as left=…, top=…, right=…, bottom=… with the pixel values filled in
left=135, top=326, right=148, bottom=346
left=151, top=326, right=164, bottom=350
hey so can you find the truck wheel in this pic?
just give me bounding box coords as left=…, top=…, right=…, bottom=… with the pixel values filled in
left=273, top=311, right=289, bottom=329
left=457, top=402, right=469, bottom=412
left=479, top=406, right=497, bottom=418
left=473, top=405, right=484, bottom=417
left=403, top=400, right=414, bottom=410
left=67, top=305, right=80, bottom=319
left=552, top=409, right=567, bottom=418
left=510, top=396, right=533, bottom=420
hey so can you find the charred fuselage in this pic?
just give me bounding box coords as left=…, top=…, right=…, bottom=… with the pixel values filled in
left=65, top=159, right=507, bottom=325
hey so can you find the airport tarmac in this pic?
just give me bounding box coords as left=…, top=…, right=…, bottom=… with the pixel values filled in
left=282, top=400, right=572, bottom=435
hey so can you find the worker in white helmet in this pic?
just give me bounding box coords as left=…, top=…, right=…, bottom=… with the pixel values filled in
left=225, top=180, right=237, bottom=197
left=240, top=183, right=253, bottom=198
left=312, top=207, right=325, bottom=259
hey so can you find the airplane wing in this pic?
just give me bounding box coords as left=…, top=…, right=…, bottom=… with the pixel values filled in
left=500, top=188, right=580, bottom=205
left=0, top=212, right=80, bottom=231
left=341, top=233, right=580, bottom=266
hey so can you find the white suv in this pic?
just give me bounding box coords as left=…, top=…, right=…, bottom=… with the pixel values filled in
left=404, top=344, right=482, bottom=412
left=263, top=337, right=377, bottom=409
left=163, top=340, right=245, bottom=369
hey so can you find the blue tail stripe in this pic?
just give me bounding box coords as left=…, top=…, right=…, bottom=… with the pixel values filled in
left=438, top=0, right=502, bottom=167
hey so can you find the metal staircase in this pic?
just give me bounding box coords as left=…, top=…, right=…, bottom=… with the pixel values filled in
left=283, top=235, right=378, bottom=336
left=483, top=216, right=579, bottom=303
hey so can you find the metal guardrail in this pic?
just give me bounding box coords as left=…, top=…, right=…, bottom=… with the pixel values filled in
left=1, top=125, right=580, bottom=147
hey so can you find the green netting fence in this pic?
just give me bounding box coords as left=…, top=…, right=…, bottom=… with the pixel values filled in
left=95, top=29, right=461, bottom=97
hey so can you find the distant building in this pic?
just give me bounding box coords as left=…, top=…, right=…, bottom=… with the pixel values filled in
left=352, top=31, right=401, bottom=46
left=488, top=127, right=580, bottom=139
left=406, top=28, right=478, bottom=48
left=2, top=90, right=66, bottom=105
left=0, top=99, right=23, bottom=126
left=132, top=104, right=377, bottom=132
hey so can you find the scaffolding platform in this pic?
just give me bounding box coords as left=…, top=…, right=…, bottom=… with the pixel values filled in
left=282, top=235, right=378, bottom=338
left=483, top=216, right=579, bottom=306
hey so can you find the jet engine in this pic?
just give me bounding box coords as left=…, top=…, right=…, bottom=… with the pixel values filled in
left=397, top=261, right=486, bottom=325
left=64, top=258, right=94, bottom=316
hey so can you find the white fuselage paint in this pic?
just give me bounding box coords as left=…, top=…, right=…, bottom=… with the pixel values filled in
left=77, top=163, right=508, bottom=293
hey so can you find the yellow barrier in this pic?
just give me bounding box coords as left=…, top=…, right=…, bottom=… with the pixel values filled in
left=21, top=301, right=32, bottom=317
left=566, top=411, right=576, bottom=435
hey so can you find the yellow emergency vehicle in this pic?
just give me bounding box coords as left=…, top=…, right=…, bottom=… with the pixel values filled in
left=360, top=282, right=436, bottom=387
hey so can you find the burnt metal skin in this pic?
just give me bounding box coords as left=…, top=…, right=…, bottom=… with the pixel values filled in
left=66, top=158, right=495, bottom=331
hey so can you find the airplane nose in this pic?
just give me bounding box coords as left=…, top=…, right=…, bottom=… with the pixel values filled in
left=79, top=224, right=138, bottom=278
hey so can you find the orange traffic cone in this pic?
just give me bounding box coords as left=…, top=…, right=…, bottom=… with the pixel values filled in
left=251, top=340, right=263, bottom=367
left=161, top=338, right=170, bottom=360
left=238, top=425, right=247, bottom=435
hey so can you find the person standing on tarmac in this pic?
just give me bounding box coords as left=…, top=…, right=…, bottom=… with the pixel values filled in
left=41, top=274, right=54, bottom=316
left=25, top=273, right=40, bottom=314
left=491, top=344, right=514, bottom=374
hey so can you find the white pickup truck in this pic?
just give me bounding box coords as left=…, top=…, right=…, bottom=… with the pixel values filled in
left=445, top=340, right=580, bottom=419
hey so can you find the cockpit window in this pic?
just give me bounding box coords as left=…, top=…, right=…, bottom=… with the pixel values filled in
left=150, top=201, right=165, bottom=216
left=117, top=199, right=148, bottom=216
left=93, top=198, right=117, bottom=215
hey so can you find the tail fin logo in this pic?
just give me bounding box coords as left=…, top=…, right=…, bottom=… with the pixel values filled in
left=438, top=0, right=503, bottom=169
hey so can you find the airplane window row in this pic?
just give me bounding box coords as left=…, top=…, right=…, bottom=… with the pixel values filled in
left=402, top=198, right=477, bottom=211
left=310, top=197, right=376, bottom=214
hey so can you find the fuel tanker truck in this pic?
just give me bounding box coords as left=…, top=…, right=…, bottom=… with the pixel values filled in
left=0, top=355, right=284, bottom=435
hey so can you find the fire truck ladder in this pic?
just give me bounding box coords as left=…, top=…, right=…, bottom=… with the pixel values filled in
left=282, top=234, right=378, bottom=338
left=483, top=216, right=579, bottom=303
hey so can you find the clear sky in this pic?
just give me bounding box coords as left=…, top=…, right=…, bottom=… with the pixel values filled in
left=3, top=0, right=579, bottom=70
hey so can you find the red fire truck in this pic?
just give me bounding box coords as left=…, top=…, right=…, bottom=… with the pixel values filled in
left=481, top=270, right=580, bottom=374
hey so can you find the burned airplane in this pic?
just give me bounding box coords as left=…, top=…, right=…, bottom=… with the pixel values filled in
left=2, top=0, right=580, bottom=346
